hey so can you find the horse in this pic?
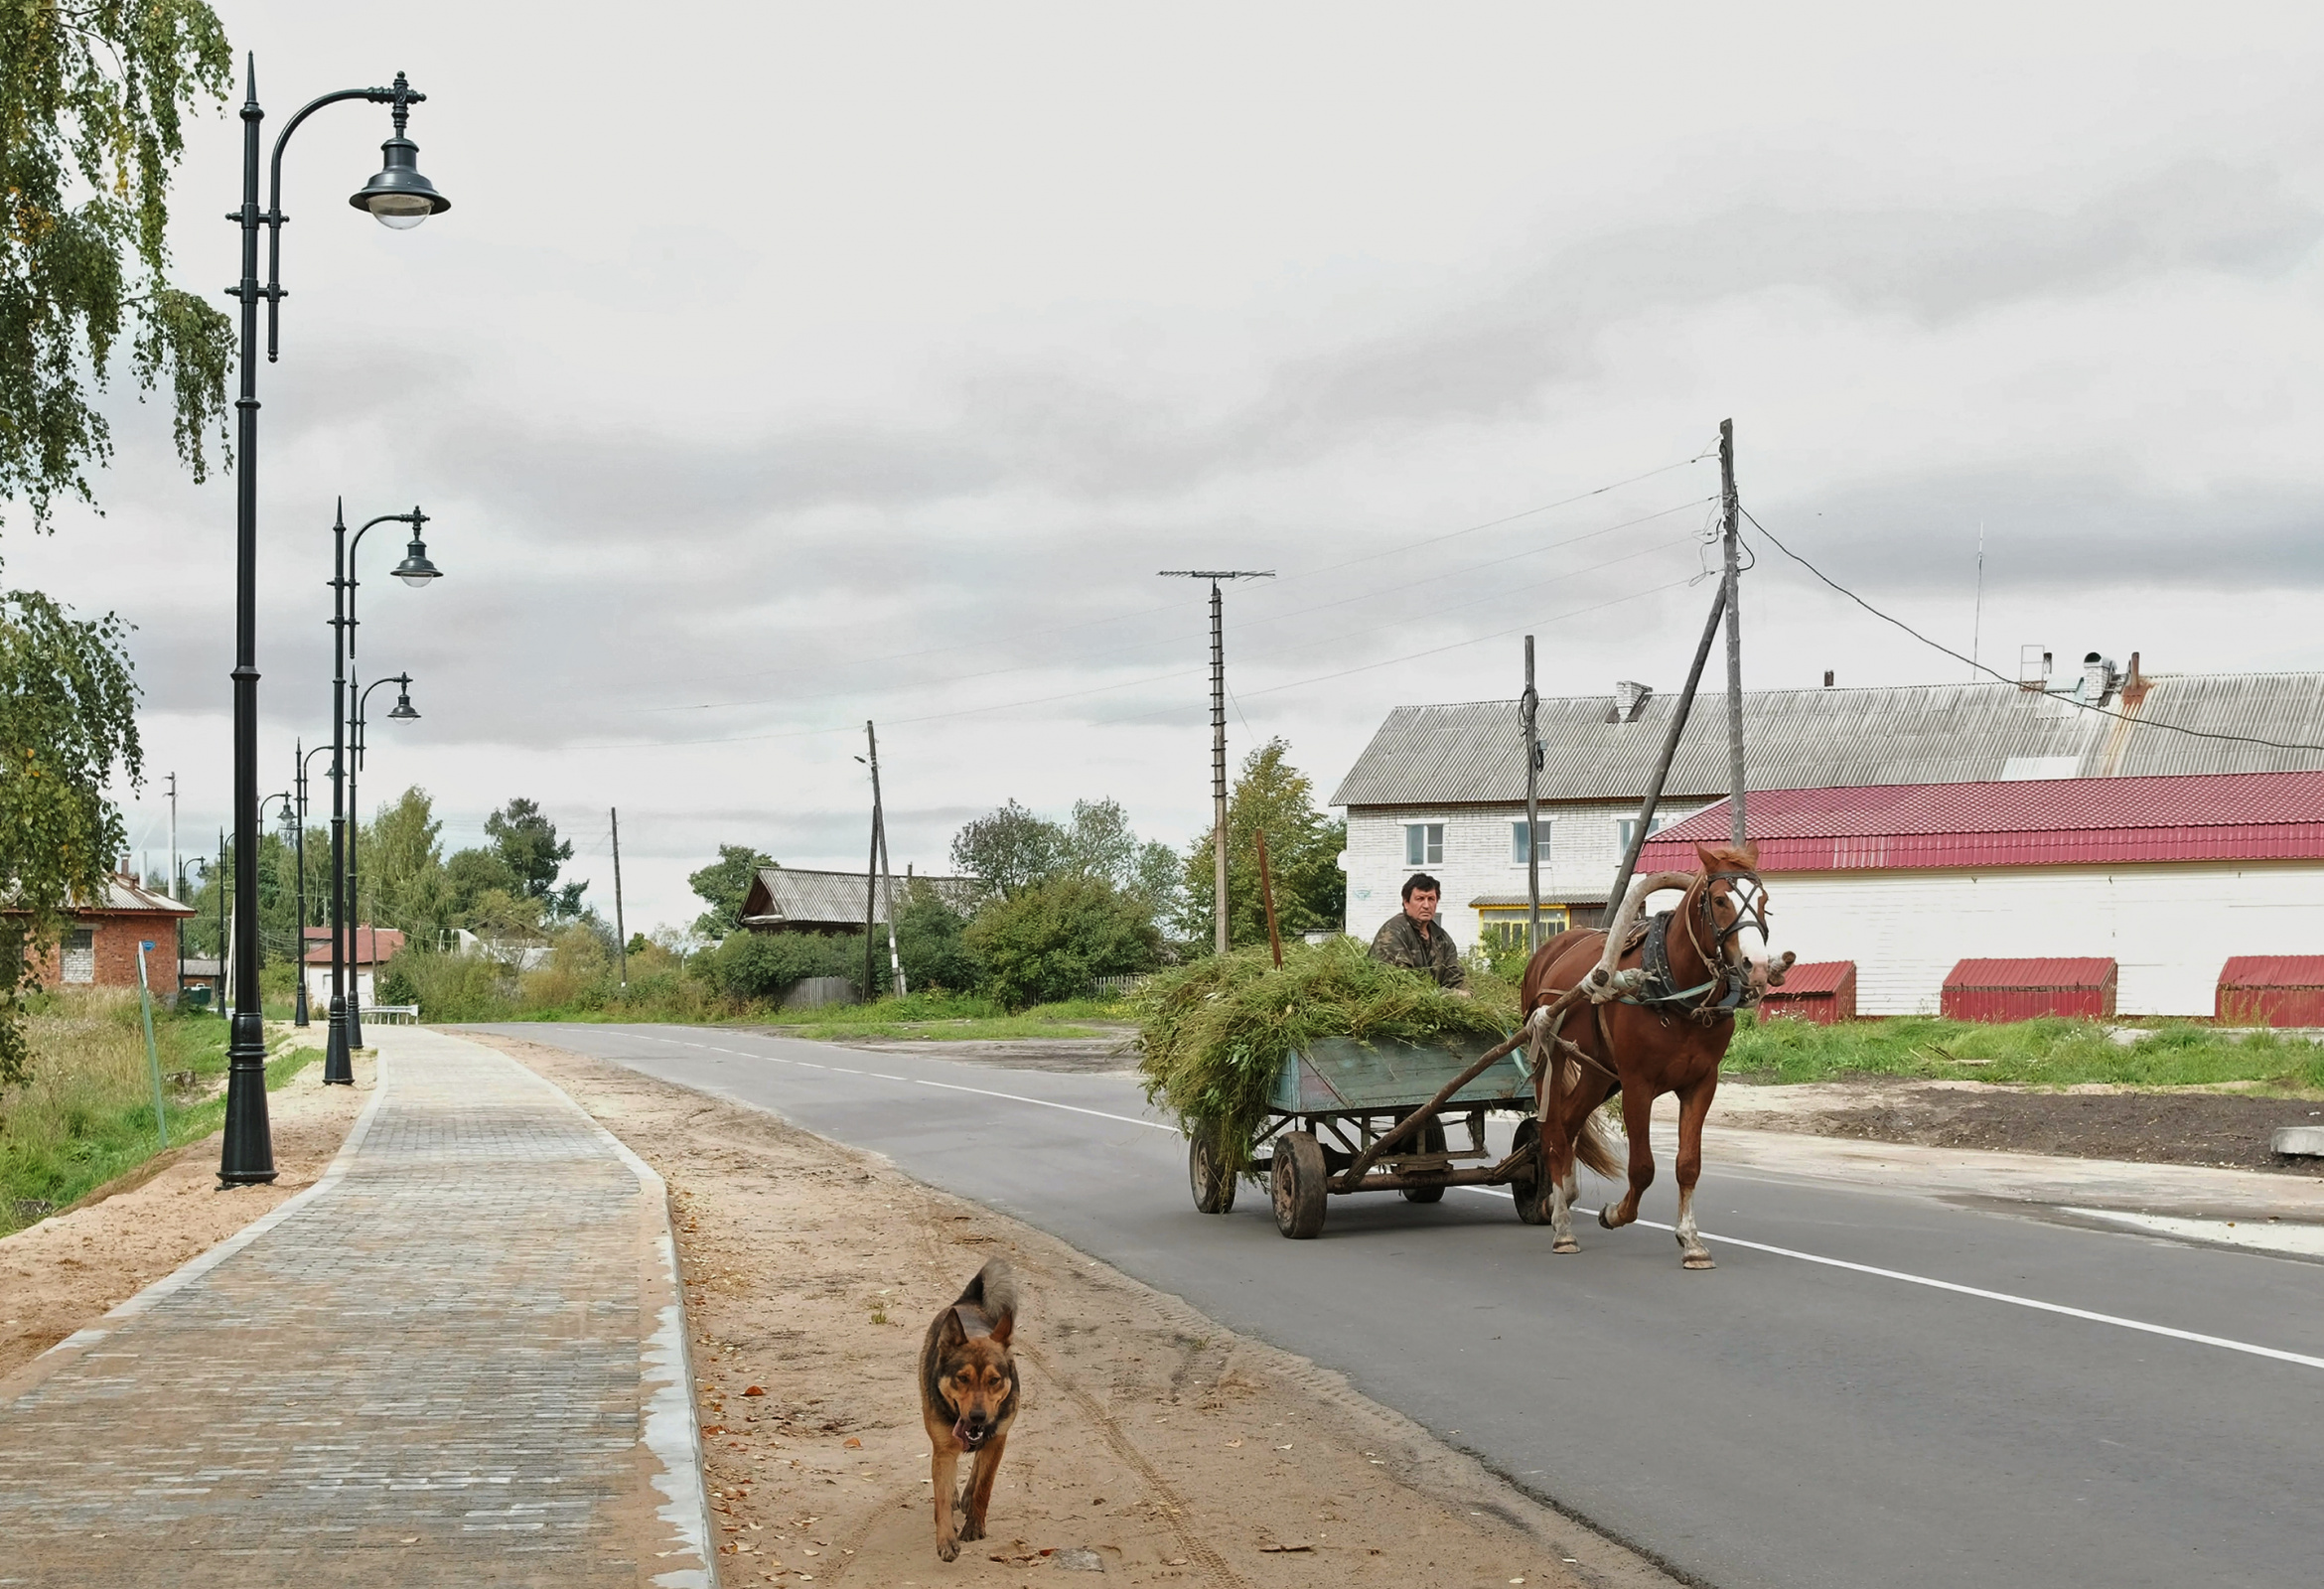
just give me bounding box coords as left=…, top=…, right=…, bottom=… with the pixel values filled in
left=1517, top=840, right=1784, bottom=1269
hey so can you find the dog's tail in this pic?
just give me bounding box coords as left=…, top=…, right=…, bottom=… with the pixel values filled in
left=957, top=1258, right=1020, bottom=1334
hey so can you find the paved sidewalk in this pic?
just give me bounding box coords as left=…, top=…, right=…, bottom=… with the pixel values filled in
left=0, top=1027, right=711, bottom=1588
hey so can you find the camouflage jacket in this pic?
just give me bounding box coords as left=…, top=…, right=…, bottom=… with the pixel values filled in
left=1369, top=910, right=1468, bottom=989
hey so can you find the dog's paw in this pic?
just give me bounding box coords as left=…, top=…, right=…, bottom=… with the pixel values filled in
left=960, top=1519, right=986, bottom=1543
left=938, top=1533, right=960, bottom=1562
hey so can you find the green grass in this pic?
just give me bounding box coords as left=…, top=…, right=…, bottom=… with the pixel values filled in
left=1727, top=1013, right=2324, bottom=1091
left=0, top=989, right=323, bottom=1234
left=758, top=992, right=1134, bottom=1041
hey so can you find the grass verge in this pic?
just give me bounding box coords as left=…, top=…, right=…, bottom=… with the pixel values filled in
left=1727, top=1013, right=2324, bottom=1090
left=0, top=990, right=322, bottom=1234
left=756, top=992, right=1132, bottom=1041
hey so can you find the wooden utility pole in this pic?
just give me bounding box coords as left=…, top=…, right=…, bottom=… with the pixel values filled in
left=1720, top=417, right=1747, bottom=845
left=1523, top=636, right=1541, bottom=954
left=1605, top=566, right=1729, bottom=920
left=865, top=722, right=905, bottom=998
left=1254, top=830, right=1284, bottom=968
left=610, top=806, right=628, bottom=988
left=1158, top=568, right=1274, bottom=953
left=863, top=722, right=882, bottom=997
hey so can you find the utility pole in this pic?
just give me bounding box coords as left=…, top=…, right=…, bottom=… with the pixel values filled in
left=167, top=773, right=179, bottom=901
left=217, top=828, right=227, bottom=1005
left=610, top=806, right=628, bottom=988
left=858, top=722, right=906, bottom=998
left=1158, top=568, right=1274, bottom=953
left=1523, top=637, right=1541, bottom=954
left=1719, top=418, right=1747, bottom=846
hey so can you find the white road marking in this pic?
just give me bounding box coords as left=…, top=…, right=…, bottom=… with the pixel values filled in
left=611, top=1028, right=2324, bottom=1373
left=1456, top=1185, right=2324, bottom=1372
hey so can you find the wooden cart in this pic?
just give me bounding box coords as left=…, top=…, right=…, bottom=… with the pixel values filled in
left=1186, top=1032, right=1549, bottom=1237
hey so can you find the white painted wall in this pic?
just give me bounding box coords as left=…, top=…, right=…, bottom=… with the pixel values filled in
left=303, top=964, right=377, bottom=1008
left=1344, top=799, right=1712, bottom=948
left=1760, top=862, right=2324, bottom=1017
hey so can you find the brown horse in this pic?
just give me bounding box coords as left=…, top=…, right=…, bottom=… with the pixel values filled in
left=1518, top=841, right=1781, bottom=1269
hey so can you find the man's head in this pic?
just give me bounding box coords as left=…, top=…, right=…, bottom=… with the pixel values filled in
left=1401, top=872, right=1441, bottom=925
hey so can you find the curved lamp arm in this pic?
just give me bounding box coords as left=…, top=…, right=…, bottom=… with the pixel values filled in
left=263, top=74, right=433, bottom=361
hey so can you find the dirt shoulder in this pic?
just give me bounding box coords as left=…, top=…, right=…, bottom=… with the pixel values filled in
left=0, top=1052, right=373, bottom=1379
left=474, top=1031, right=1675, bottom=1589
left=1712, top=1079, right=2324, bottom=1174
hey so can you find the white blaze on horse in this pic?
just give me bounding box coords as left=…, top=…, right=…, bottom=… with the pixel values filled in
left=1516, top=841, right=1793, bottom=1269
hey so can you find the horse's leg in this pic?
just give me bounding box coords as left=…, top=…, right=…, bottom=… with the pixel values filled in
left=1547, top=1086, right=1579, bottom=1253
left=1597, top=1083, right=1657, bottom=1230
left=1672, top=1072, right=1718, bottom=1270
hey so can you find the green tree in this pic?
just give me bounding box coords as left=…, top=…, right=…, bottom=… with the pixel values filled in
left=0, top=1, right=234, bottom=529
left=688, top=843, right=775, bottom=938
left=895, top=879, right=980, bottom=993
left=360, top=786, right=447, bottom=932
left=950, top=799, right=1065, bottom=900
left=485, top=796, right=584, bottom=920
left=0, top=591, right=140, bottom=1083
left=445, top=846, right=518, bottom=920
left=1180, top=738, right=1346, bottom=953
left=964, top=874, right=1162, bottom=1009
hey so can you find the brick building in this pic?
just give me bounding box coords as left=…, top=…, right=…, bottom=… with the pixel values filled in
left=25, top=874, right=197, bottom=992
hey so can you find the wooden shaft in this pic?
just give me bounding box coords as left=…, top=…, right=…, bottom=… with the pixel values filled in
left=1254, top=828, right=1283, bottom=969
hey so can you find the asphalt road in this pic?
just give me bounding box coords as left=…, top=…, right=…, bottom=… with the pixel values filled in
left=482, top=1023, right=2324, bottom=1589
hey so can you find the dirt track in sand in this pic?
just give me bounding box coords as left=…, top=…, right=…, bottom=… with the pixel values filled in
left=476, top=1032, right=1676, bottom=1589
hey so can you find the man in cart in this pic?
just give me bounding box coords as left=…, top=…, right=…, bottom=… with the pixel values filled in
left=1369, top=873, right=1468, bottom=992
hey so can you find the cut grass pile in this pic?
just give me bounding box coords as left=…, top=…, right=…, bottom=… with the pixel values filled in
left=0, top=990, right=320, bottom=1234
left=1135, top=939, right=1519, bottom=1167
left=1729, top=1013, right=2324, bottom=1090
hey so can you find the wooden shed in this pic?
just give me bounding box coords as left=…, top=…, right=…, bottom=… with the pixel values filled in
left=1759, top=959, right=1857, bottom=1024
left=2216, top=956, right=2324, bottom=1027
left=1942, top=957, right=2117, bottom=1022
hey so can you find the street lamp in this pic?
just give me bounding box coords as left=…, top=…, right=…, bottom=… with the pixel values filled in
left=326, top=505, right=442, bottom=1085
left=220, top=60, right=449, bottom=1187
left=345, top=672, right=417, bottom=1053
left=290, top=739, right=336, bottom=1026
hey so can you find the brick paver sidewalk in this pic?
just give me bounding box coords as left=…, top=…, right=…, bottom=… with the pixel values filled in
left=0, top=1026, right=712, bottom=1588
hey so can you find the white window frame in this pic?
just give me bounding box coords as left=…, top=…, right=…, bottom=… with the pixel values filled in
left=1511, top=818, right=1549, bottom=865
left=1403, top=822, right=1445, bottom=866
left=62, top=927, right=96, bottom=984
left=1615, top=813, right=1676, bottom=853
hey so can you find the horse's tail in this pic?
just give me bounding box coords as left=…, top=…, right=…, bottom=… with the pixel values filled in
left=1573, top=1105, right=1622, bottom=1181
left=1531, top=999, right=1624, bottom=1182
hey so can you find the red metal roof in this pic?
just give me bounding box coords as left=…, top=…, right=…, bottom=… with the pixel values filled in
left=2219, top=955, right=2324, bottom=988
left=1639, top=769, right=2324, bottom=871
left=303, top=927, right=404, bottom=966
left=1944, top=956, right=2116, bottom=990
left=1766, top=959, right=1855, bottom=995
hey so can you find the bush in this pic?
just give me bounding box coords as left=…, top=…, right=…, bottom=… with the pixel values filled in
left=700, top=930, right=868, bottom=1002
left=964, top=874, right=1161, bottom=1010
left=897, top=883, right=981, bottom=993
left=377, top=946, right=515, bottom=1022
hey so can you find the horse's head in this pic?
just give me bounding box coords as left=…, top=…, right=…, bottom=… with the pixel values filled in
left=1692, top=840, right=1777, bottom=994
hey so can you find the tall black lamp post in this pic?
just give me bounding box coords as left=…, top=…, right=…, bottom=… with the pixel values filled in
left=345, top=672, right=419, bottom=1052
left=325, top=506, right=442, bottom=1085
left=219, top=60, right=449, bottom=1185
left=291, top=739, right=335, bottom=1025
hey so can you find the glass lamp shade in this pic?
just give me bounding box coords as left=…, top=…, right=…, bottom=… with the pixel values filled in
left=392, top=537, right=442, bottom=587
left=387, top=689, right=420, bottom=722
left=351, top=136, right=450, bottom=229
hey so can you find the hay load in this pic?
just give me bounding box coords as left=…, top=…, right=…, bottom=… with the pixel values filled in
left=1133, top=938, right=1519, bottom=1168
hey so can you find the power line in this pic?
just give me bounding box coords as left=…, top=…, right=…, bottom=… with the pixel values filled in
left=1741, top=506, right=2324, bottom=756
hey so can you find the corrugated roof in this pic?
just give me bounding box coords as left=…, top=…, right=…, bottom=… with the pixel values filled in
left=63, top=875, right=197, bottom=917
left=1944, top=957, right=2116, bottom=990
left=1638, top=769, right=2324, bottom=870
left=1765, top=959, right=1855, bottom=996
left=740, top=868, right=982, bottom=930
left=303, top=927, right=405, bottom=965
left=2218, top=956, right=2324, bottom=989
left=1330, top=671, right=2324, bottom=808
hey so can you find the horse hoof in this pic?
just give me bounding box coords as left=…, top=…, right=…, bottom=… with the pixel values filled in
left=1552, top=1237, right=1579, bottom=1254
left=1597, top=1207, right=1621, bottom=1229
left=1681, top=1252, right=1716, bottom=1270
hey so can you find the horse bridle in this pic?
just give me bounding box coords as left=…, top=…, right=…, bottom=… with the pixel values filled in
left=1641, top=865, right=1770, bottom=1021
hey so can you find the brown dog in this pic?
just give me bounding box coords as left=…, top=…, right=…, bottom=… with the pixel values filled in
left=920, top=1259, right=1021, bottom=1561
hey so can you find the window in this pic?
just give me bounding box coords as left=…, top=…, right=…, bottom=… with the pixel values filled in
left=62, top=928, right=95, bottom=984
left=1403, top=822, right=1444, bottom=865
left=1478, top=906, right=1569, bottom=950
left=1615, top=813, right=1676, bottom=853
left=1511, top=819, right=1549, bottom=864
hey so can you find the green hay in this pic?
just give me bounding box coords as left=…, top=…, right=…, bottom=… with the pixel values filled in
left=1134, top=939, right=1518, bottom=1167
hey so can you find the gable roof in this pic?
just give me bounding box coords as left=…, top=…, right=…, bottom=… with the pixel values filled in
left=303, top=927, right=406, bottom=965
left=1330, top=671, right=2324, bottom=809
left=1638, top=768, right=2324, bottom=871
left=739, top=868, right=983, bottom=931
left=65, top=875, right=197, bottom=917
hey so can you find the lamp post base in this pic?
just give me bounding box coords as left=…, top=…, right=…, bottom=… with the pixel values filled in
left=217, top=1013, right=279, bottom=1185
left=323, top=995, right=354, bottom=1085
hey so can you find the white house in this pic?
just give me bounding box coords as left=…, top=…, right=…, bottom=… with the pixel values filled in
left=1331, top=655, right=2324, bottom=959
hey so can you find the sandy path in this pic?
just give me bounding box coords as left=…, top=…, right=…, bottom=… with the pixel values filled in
left=476, top=1032, right=1673, bottom=1589
left=0, top=1051, right=371, bottom=1380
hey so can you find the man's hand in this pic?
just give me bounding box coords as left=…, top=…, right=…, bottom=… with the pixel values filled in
left=1448, top=987, right=1472, bottom=999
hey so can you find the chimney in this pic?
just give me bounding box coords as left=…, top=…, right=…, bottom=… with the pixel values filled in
left=2080, top=651, right=2118, bottom=705
left=2120, top=651, right=2150, bottom=708
left=1608, top=680, right=1654, bottom=724
left=1822, top=669, right=1834, bottom=688
left=2018, top=645, right=2053, bottom=691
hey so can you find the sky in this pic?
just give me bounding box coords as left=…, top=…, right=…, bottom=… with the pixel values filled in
left=15, top=2, right=2324, bottom=935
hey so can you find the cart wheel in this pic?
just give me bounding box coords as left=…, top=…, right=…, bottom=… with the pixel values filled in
left=1189, top=1123, right=1236, bottom=1215
left=1270, top=1131, right=1328, bottom=1238
left=1510, top=1118, right=1551, bottom=1225
left=1399, top=1118, right=1448, bottom=1204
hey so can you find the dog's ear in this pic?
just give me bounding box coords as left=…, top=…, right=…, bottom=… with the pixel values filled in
left=937, top=1306, right=969, bottom=1353
left=986, top=1310, right=1013, bottom=1348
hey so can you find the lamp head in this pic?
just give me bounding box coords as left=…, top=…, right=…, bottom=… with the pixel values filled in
left=351, top=73, right=449, bottom=229
left=387, top=679, right=420, bottom=721
left=392, top=534, right=442, bottom=587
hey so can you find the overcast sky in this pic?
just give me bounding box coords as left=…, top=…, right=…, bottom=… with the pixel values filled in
left=15, top=2, right=2324, bottom=934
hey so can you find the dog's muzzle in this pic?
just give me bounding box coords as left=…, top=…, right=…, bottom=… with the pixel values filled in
left=954, top=1417, right=988, bottom=1450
